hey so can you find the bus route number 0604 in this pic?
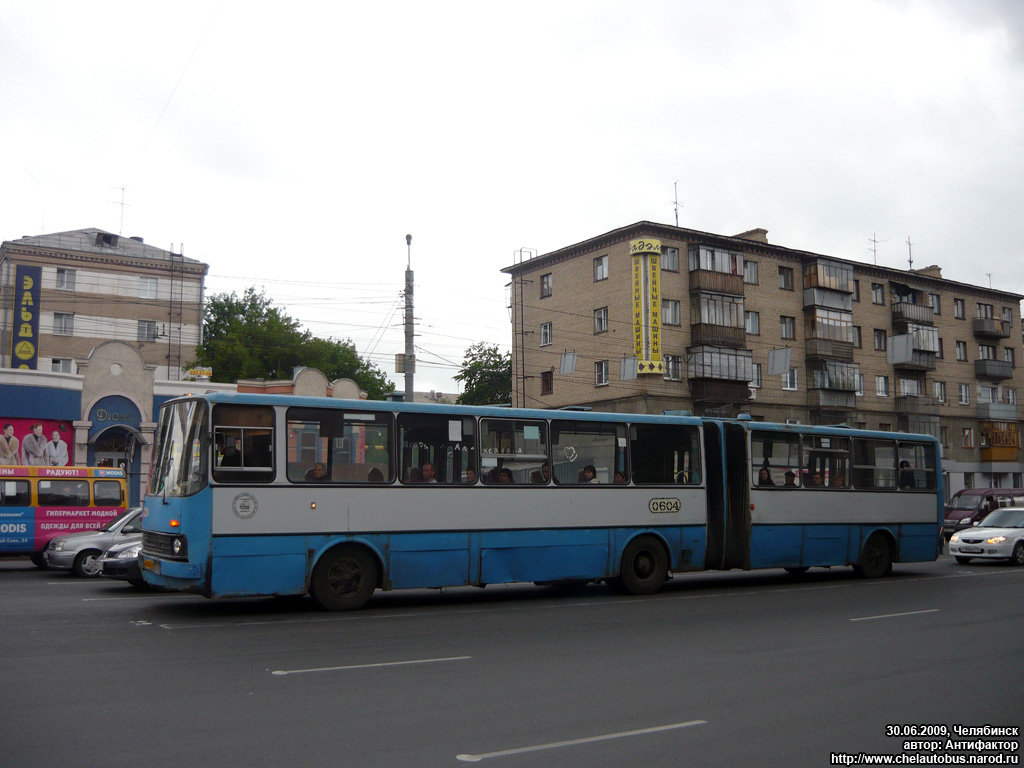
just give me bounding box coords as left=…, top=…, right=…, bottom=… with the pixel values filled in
left=648, top=498, right=681, bottom=514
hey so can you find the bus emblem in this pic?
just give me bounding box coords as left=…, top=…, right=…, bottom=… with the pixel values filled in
left=232, top=493, right=259, bottom=519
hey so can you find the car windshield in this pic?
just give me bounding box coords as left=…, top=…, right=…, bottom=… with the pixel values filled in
left=948, top=495, right=981, bottom=510
left=979, top=509, right=1024, bottom=528
left=100, top=508, right=139, bottom=532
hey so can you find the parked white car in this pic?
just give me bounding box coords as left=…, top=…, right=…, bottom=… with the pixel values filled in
left=43, top=508, right=143, bottom=577
left=948, top=508, right=1024, bottom=566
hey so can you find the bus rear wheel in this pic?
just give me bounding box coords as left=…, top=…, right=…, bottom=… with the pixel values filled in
left=617, top=536, right=668, bottom=595
left=312, top=547, right=378, bottom=611
left=854, top=534, right=892, bottom=578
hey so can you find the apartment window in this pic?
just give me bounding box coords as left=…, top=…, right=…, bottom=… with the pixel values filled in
left=695, top=293, right=744, bottom=327
left=955, top=341, right=967, bottom=361
left=743, top=261, right=758, bottom=284
left=139, top=277, right=158, bottom=299
left=1007, top=388, right=1018, bottom=405
left=55, top=268, right=76, bottom=291
left=940, top=427, right=948, bottom=448
left=855, top=373, right=865, bottom=396
left=1002, top=307, right=1013, bottom=324
left=875, top=375, right=889, bottom=397
left=852, top=326, right=862, bottom=348
left=750, top=363, right=762, bottom=388
left=928, top=293, right=941, bottom=314
left=937, top=338, right=944, bottom=359
left=540, top=273, right=552, bottom=298
left=879, top=423, right=892, bottom=432
left=593, top=307, right=608, bottom=334
left=852, top=280, right=860, bottom=302
left=1005, top=348, right=1016, bottom=366
left=958, top=383, right=970, bottom=405
left=978, top=344, right=996, bottom=360
left=661, top=247, right=679, bottom=272
left=593, top=255, right=609, bottom=282
left=778, top=266, right=794, bottom=290
left=954, top=298, right=965, bottom=319
left=137, top=320, right=159, bottom=342
left=664, top=354, right=683, bottom=381
left=979, top=385, right=997, bottom=403
left=976, top=302, right=994, bottom=319
left=873, top=329, right=887, bottom=351
left=898, top=378, right=921, bottom=396
left=540, top=322, right=552, bottom=346
left=961, top=428, right=974, bottom=449
left=53, top=312, right=74, bottom=335
left=933, top=381, right=946, bottom=403
left=540, top=370, right=553, bottom=395
left=871, top=283, right=884, bottom=305
left=595, top=360, right=609, bottom=386
left=662, top=300, right=681, bottom=326
left=783, top=367, right=798, bottom=391
left=780, top=316, right=795, bottom=339
left=51, top=358, right=73, bottom=373
left=744, top=311, right=760, bottom=335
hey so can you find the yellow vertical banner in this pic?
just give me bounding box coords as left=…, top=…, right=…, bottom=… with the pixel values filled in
left=632, top=255, right=644, bottom=357
left=648, top=253, right=661, bottom=362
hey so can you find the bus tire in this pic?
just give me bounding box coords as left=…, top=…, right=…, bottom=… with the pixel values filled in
left=618, top=536, right=668, bottom=595
left=853, top=534, right=892, bottom=579
left=311, top=546, right=378, bottom=611
left=72, top=549, right=102, bottom=578
left=30, top=553, right=47, bottom=569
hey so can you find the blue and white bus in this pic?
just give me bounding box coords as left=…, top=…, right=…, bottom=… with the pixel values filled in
left=140, top=393, right=944, bottom=609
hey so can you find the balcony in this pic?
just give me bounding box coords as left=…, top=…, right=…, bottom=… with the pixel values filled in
left=809, top=362, right=859, bottom=391
left=689, top=379, right=751, bottom=404
left=805, top=338, right=854, bottom=361
left=688, top=269, right=744, bottom=296
left=895, top=395, right=940, bottom=417
left=975, top=359, right=1014, bottom=380
left=807, top=389, right=856, bottom=410
left=892, top=302, right=934, bottom=325
left=978, top=402, right=1019, bottom=421
left=972, top=318, right=1012, bottom=339
left=891, top=349, right=937, bottom=371
left=898, top=415, right=941, bottom=440
left=981, top=446, right=1019, bottom=462
left=689, top=323, right=746, bottom=349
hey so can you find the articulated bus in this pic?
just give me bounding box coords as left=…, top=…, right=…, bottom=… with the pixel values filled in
left=0, top=466, right=128, bottom=565
left=140, top=393, right=944, bottom=609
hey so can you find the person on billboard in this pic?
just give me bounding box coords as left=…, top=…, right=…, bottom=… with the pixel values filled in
left=47, top=431, right=70, bottom=466
left=21, top=424, right=47, bottom=466
left=1, top=424, right=20, bottom=464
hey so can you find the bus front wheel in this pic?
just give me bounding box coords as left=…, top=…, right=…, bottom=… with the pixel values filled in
left=854, top=534, right=892, bottom=579
left=312, top=547, right=378, bottom=611
left=616, top=536, right=668, bottom=595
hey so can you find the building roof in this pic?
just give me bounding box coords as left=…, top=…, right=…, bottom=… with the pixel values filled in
left=502, top=220, right=1023, bottom=301
left=3, top=228, right=207, bottom=269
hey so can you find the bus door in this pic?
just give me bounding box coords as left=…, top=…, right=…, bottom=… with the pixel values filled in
left=722, top=422, right=751, bottom=570
left=702, top=421, right=727, bottom=570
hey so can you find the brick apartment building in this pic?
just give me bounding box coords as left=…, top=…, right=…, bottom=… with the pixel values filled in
left=503, top=221, right=1023, bottom=496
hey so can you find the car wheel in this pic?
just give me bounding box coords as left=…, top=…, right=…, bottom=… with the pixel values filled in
left=618, top=536, right=668, bottom=595
left=29, top=552, right=47, bottom=569
left=72, top=550, right=103, bottom=578
left=311, top=546, right=378, bottom=611
left=954, top=556, right=972, bottom=565
left=853, top=534, right=892, bottom=578
left=1011, top=542, right=1024, bottom=567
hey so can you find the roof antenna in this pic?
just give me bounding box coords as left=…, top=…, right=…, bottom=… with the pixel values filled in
left=906, top=236, right=913, bottom=270
left=672, top=181, right=682, bottom=227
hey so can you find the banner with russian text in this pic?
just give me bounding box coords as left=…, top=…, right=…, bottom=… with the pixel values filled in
left=12, top=265, right=42, bottom=370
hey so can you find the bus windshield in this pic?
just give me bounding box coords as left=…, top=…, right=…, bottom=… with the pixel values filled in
left=150, top=399, right=209, bottom=497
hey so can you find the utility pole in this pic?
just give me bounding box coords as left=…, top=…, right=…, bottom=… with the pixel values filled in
left=404, top=234, right=415, bottom=403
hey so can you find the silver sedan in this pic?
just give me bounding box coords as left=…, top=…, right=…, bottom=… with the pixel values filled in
left=949, top=507, right=1024, bottom=566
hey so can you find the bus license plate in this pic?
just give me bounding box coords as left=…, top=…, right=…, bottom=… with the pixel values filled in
left=959, top=547, right=983, bottom=554
left=142, top=558, right=159, bottom=573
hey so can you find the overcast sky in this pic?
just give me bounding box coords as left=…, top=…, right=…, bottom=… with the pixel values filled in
left=2, top=0, right=1023, bottom=394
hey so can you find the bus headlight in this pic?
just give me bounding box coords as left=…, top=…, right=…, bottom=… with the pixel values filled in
left=172, top=538, right=184, bottom=555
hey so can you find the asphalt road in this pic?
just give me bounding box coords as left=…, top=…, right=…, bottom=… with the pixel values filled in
left=2, top=555, right=1021, bottom=768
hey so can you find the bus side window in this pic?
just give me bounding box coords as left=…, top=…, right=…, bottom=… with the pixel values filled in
left=94, top=480, right=124, bottom=506
left=629, top=424, right=698, bottom=485
left=0, top=481, right=30, bottom=506
left=37, top=480, right=90, bottom=506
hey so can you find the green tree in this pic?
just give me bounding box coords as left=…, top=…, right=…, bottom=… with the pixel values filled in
left=454, top=342, right=512, bottom=405
left=191, top=288, right=394, bottom=399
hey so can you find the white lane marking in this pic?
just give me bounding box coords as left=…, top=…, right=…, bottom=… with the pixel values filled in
left=456, top=719, right=707, bottom=762
left=850, top=608, right=939, bottom=622
left=271, top=655, right=471, bottom=676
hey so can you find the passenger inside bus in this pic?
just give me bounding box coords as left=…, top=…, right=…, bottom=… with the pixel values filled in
left=784, top=471, right=798, bottom=486
left=757, top=467, right=775, bottom=486
left=464, top=468, right=477, bottom=484
left=305, top=462, right=329, bottom=482
left=498, top=468, right=514, bottom=483
left=421, top=463, right=438, bottom=483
